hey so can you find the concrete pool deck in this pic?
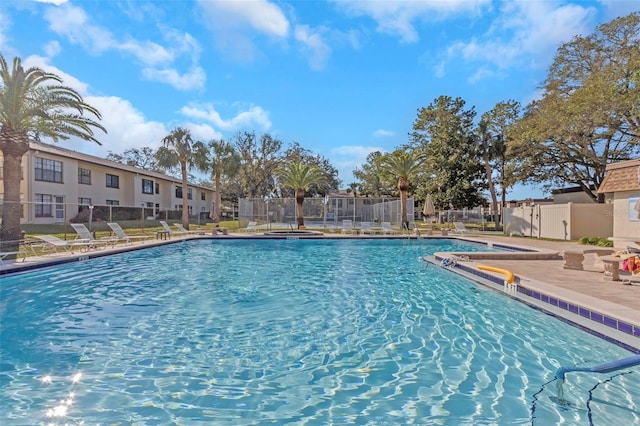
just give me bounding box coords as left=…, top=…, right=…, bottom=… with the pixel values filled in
left=1, top=232, right=638, bottom=350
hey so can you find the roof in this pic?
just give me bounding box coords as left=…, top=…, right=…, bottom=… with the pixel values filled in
left=29, top=141, right=213, bottom=191
left=598, top=158, right=640, bottom=194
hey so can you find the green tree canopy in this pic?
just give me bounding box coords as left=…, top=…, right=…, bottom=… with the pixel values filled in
left=0, top=55, right=106, bottom=243
left=106, top=147, right=160, bottom=171
left=410, top=95, right=487, bottom=209
left=510, top=12, right=640, bottom=202
left=280, top=142, right=340, bottom=197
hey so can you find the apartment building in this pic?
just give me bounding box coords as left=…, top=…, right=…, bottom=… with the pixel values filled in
left=0, top=141, right=215, bottom=225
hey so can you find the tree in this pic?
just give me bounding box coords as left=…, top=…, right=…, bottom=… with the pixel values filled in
left=477, top=100, right=522, bottom=227
left=230, top=131, right=282, bottom=199
left=377, top=149, right=427, bottom=228
left=511, top=12, right=640, bottom=202
left=410, top=95, right=486, bottom=209
left=276, top=161, right=326, bottom=229
left=155, top=127, right=208, bottom=227
left=280, top=142, right=340, bottom=197
left=352, top=151, right=394, bottom=197
left=0, top=55, right=106, bottom=247
left=208, top=139, right=240, bottom=224
left=106, top=147, right=160, bottom=170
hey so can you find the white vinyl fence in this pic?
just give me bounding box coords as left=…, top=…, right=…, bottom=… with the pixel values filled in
left=503, top=202, right=613, bottom=240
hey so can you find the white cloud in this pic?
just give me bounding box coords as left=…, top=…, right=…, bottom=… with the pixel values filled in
left=373, top=129, right=394, bottom=137
left=445, top=0, right=597, bottom=78
left=199, top=0, right=289, bottom=37
left=180, top=102, right=272, bottom=132
left=295, top=25, right=332, bottom=70
left=42, top=3, right=204, bottom=90
left=34, top=0, right=68, bottom=5
left=334, top=0, right=491, bottom=43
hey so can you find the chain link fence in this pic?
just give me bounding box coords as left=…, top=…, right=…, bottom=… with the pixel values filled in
left=238, top=197, right=413, bottom=230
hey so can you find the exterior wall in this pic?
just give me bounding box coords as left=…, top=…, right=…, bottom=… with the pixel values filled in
left=611, top=190, right=640, bottom=248
left=1, top=145, right=214, bottom=225
left=504, top=203, right=613, bottom=240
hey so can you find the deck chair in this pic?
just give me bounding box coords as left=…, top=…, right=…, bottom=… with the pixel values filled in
left=0, top=251, right=25, bottom=265
left=342, top=220, right=354, bottom=234
left=174, top=223, right=203, bottom=235
left=452, top=222, right=469, bottom=234
left=246, top=221, right=258, bottom=232
left=360, top=222, right=374, bottom=235
left=70, top=223, right=117, bottom=248
left=33, top=235, right=93, bottom=254
left=381, top=222, right=398, bottom=235
left=159, top=220, right=187, bottom=237
left=107, top=222, right=152, bottom=245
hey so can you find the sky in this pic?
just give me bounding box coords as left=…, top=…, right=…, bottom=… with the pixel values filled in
left=1, top=0, right=638, bottom=200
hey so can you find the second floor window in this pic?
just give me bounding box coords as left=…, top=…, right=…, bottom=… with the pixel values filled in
left=175, top=185, right=183, bottom=199
left=155, top=182, right=160, bottom=194
left=187, top=188, right=193, bottom=200
left=78, top=168, right=91, bottom=185
left=106, top=174, right=119, bottom=188
left=35, top=158, right=63, bottom=183
left=142, top=179, right=154, bottom=194
left=201, top=191, right=206, bottom=201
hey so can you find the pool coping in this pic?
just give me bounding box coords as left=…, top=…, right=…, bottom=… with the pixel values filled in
left=429, top=251, right=640, bottom=353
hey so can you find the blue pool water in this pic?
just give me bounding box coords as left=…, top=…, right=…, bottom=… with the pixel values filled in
left=1, top=239, right=638, bottom=425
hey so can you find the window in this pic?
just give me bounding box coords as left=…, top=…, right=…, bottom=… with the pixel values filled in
left=35, top=194, right=53, bottom=217
left=146, top=202, right=154, bottom=208
left=78, top=168, right=91, bottom=185
left=187, top=188, right=193, bottom=200
left=106, top=174, right=119, bottom=188
left=175, top=186, right=183, bottom=199
left=142, top=179, right=154, bottom=194
left=201, top=191, right=206, bottom=201
left=35, top=158, right=63, bottom=183
left=78, top=197, right=91, bottom=206
left=155, top=182, right=160, bottom=194
left=106, top=200, right=119, bottom=206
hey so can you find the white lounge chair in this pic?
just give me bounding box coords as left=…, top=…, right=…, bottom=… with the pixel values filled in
left=360, top=222, right=374, bottom=235
left=246, top=221, right=258, bottom=232
left=174, top=223, right=204, bottom=235
left=107, top=222, right=152, bottom=245
left=452, top=222, right=469, bottom=234
left=33, top=235, right=93, bottom=254
left=342, top=220, right=354, bottom=235
left=70, top=223, right=117, bottom=248
left=0, top=251, right=25, bottom=265
left=158, top=220, right=188, bottom=238
left=381, top=222, right=398, bottom=235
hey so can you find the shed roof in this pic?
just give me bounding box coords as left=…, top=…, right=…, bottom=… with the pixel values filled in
left=598, top=158, right=640, bottom=193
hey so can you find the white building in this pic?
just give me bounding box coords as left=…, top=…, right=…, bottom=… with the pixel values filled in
left=1, top=141, right=215, bottom=225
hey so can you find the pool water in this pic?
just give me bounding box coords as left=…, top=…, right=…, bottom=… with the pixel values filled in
left=1, top=239, right=638, bottom=425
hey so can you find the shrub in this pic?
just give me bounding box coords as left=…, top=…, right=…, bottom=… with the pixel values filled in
left=579, top=236, right=613, bottom=247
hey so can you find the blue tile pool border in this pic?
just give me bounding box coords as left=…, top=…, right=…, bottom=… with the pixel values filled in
left=435, top=254, right=639, bottom=353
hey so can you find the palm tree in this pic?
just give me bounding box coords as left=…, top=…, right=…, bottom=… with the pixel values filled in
left=155, top=127, right=208, bottom=228
left=0, top=55, right=106, bottom=246
left=378, top=149, right=427, bottom=229
left=208, top=139, right=240, bottom=224
left=276, top=161, right=326, bottom=229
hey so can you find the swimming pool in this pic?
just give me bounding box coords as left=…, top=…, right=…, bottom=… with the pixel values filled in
left=1, top=239, right=638, bottom=424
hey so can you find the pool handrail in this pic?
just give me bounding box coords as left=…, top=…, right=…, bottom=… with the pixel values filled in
left=555, top=354, right=640, bottom=380
left=476, top=265, right=515, bottom=284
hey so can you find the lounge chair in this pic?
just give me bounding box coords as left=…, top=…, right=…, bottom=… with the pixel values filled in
left=33, top=235, right=93, bottom=254
left=360, top=222, right=375, bottom=235
left=452, top=222, right=469, bottom=234
left=70, top=223, right=117, bottom=248
left=107, top=222, right=152, bottom=245
left=381, top=222, right=398, bottom=235
left=246, top=221, right=258, bottom=232
left=174, top=223, right=205, bottom=235
left=342, top=220, right=354, bottom=235
left=158, top=220, right=188, bottom=238
left=0, top=251, right=25, bottom=265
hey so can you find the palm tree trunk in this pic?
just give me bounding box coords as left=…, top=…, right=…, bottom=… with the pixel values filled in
left=213, top=171, right=221, bottom=224
left=482, top=151, right=499, bottom=228
left=398, top=177, right=409, bottom=229
left=181, top=161, right=189, bottom=228
left=296, top=189, right=305, bottom=228
left=0, top=137, right=29, bottom=252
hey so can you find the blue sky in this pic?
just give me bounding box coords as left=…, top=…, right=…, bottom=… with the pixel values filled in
left=1, top=0, right=638, bottom=200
